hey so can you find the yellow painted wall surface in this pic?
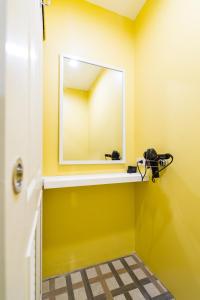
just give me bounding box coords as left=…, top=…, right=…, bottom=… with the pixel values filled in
left=43, top=0, right=135, bottom=175
left=43, top=184, right=135, bottom=277
left=43, top=0, right=135, bottom=278
left=135, top=1, right=200, bottom=299
left=89, top=69, right=123, bottom=159
left=63, top=88, right=89, bottom=160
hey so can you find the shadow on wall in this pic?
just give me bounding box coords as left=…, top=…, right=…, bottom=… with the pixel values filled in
left=135, top=169, right=200, bottom=300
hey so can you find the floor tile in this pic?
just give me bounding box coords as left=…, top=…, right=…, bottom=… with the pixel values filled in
left=144, top=282, right=160, bottom=297
left=42, top=281, right=49, bottom=293
left=55, top=293, right=68, bottom=300
left=90, top=282, right=104, bottom=296
left=55, top=276, right=67, bottom=289
left=114, top=295, right=126, bottom=300
left=106, top=277, right=119, bottom=291
left=124, top=256, right=137, bottom=266
left=112, top=260, right=124, bottom=270
left=71, top=271, right=82, bottom=284
left=73, top=287, right=87, bottom=300
left=129, top=288, right=145, bottom=300
left=86, top=267, right=97, bottom=279
left=100, top=263, right=111, bottom=274
left=42, top=253, right=174, bottom=300
left=133, top=268, right=147, bottom=280
left=119, top=272, right=133, bottom=285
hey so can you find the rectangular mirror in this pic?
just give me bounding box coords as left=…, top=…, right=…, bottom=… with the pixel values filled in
left=59, top=55, right=125, bottom=164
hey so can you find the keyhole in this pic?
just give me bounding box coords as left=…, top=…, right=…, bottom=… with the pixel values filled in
left=12, top=158, right=24, bottom=194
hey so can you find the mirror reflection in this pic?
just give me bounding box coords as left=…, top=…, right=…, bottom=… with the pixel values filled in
left=60, top=56, right=124, bottom=163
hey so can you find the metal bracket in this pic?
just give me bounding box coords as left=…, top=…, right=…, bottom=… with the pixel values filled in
left=41, top=0, right=51, bottom=6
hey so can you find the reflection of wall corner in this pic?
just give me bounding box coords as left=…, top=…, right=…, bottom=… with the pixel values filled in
left=60, top=56, right=124, bottom=163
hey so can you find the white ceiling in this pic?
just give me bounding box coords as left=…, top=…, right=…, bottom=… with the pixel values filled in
left=86, top=0, right=146, bottom=20
left=63, top=58, right=102, bottom=91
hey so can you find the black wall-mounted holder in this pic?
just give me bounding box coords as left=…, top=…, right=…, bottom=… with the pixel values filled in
left=138, top=148, right=174, bottom=182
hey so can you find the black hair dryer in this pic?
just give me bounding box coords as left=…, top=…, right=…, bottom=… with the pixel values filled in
left=144, top=148, right=173, bottom=182
left=105, top=150, right=121, bottom=160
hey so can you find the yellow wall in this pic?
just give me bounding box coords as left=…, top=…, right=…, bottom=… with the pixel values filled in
left=135, top=1, right=200, bottom=299
left=43, top=0, right=135, bottom=278
left=63, top=88, right=89, bottom=160
left=43, top=0, right=135, bottom=175
left=43, top=184, right=135, bottom=277
left=44, top=1, right=200, bottom=296
left=89, top=69, right=123, bottom=159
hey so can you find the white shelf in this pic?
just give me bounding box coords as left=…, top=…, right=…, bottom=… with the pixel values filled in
left=43, top=172, right=148, bottom=189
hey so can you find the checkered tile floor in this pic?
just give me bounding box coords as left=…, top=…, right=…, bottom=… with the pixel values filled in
left=42, top=253, right=174, bottom=300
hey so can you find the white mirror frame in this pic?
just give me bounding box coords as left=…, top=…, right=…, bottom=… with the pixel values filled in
left=59, top=54, right=126, bottom=165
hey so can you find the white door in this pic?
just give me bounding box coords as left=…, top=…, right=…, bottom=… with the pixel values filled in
left=0, top=0, right=43, bottom=299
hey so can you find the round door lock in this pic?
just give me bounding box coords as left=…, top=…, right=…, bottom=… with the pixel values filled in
left=12, top=158, right=24, bottom=194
